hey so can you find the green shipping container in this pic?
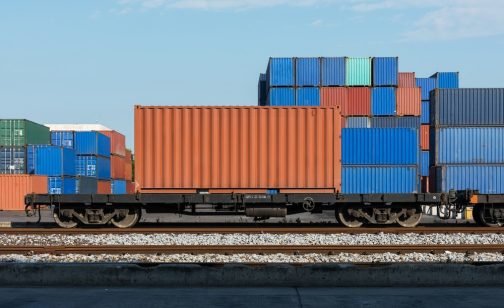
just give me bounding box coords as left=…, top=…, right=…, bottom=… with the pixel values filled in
left=0, top=120, right=50, bottom=146
left=346, top=57, right=372, bottom=86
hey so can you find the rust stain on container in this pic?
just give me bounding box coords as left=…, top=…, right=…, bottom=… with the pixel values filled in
left=135, top=106, right=342, bottom=193
left=321, top=88, right=348, bottom=114
left=398, top=73, right=416, bottom=88
left=396, top=88, right=421, bottom=116
left=346, top=88, right=371, bottom=116
left=0, top=175, right=48, bottom=211
left=420, top=125, right=429, bottom=150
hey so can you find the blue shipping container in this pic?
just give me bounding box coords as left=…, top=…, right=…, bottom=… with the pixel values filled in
left=296, top=58, right=320, bottom=86
left=111, top=179, right=127, bottom=194
left=345, top=117, right=370, bottom=128
left=267, top=88, right=296, bottom=106
left=416, top=77, right=436, bottom=101
left=421, top=151, right=429, bottom=177
left=321, top=57, right=345, bottom=86
left=51, top=131, right=75, bottom=149
left=342, top=128, right=419, bottom=165
left=421, top=101, right=430, bottom=124
left=296, top=88, right=320, bottom=106
left=0, top=146, right=25, bottom=174
left=370, top=117, right=420, bottom=128
left=372, top=57, right=398, bottom=86
left=32, top=146, right=76, bottom=176
left=371, top=87, right=396, bottom=116
left=434, top=127, right=504, bottom=164
left=76, top=155, right=111, bottom=179
left=267, top=58, right=294, bottom=87
left=431, top=72, right=459, bottom=89
left=48, top=177, right=77, bottom=195
left=342, top=166, right=419, bottom=193
left=76, top=176, right=98, bottom=194
left=75, top=132, right=111, bottom=157
left=435, top=165, right=504, bottom=194
left=431, top=89, right=504, bottom=126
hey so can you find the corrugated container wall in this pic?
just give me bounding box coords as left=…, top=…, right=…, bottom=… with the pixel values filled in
left=48, top=177, right=77, bottom=194
left=372, top=57, right=398, bottom=86
left=370, top=117, right=420, bottom=128
left=0, top=175, right=48, bottom=210
left=111, top=155, right=126, bottom=179
left=51, top=131, right=75, bottom=148
left=97, top=180, right=111, bottom=194
left=76, top=176, right=98, bottom=194
left=416, top=78, right=436, bottom=101
left=421, top=101, right=430, bottom=124
left=396, top=88, right=421, bottom=116
left=398, top=73, right=416, bottom=88
left=431, top=72, right=459, bottom=89
left=345, top=57, right=371, bottom=86
left=126, top=181, right=135, bottom=194
left=347, top=88, right=371, bottom=116
left=320, top=88, right=348, bottom=113
left=421, top=151, right=429, bottom=177
left=76, top=155, right=111, bottom=179
left=342, top=128, right=419, bottom=165
left=420, top=125, right=429, bottom=150
left=321, top=57, right=345, bottom=86
left=34, top=146, right=76, bottom=176
left=433, top=127, right=504, bottom=164
left=345, top=117, right=370, bottom=128
left=267, top=88, right=296, bottom=106
left=99, top=131, right=126, bottom=157
left=111, top=179, right=127, bottom=194
left=0, top=120, right=50, bottom=146
left=258, top=73, right=267, bottom=106
left=296, top=88, right=320, bottom=106
left=342, top=166, right=419, bottom=193
left=431, top=89, right=504, bottom=126
left=267, top=58, right=294, bottom=87
left=135, top=106, right=342, bottom=192
left=75, top=132, right=111, bottom=157
left=371, top=87, right=396, bottom=116
left=0, top=147, right=26, bottom=174
left=434, top=165, right=504, bottom=194
left=296, top=58, right=320, bottom=86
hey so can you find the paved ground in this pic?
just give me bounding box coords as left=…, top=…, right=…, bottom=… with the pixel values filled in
left=0, top=209, right=471, bottom=227
left=0, top=287, right=500, bottom=307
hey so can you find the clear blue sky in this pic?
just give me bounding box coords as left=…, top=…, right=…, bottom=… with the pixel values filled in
left=1, top=0, right=503, bottom=148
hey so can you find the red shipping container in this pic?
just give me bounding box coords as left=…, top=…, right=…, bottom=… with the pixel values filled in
left=396, top=88, right=421, bottom=116
left=125, top=149, right=132, bottom=163
left=99, top=131, right=126, bottom=157
left=321, top=87, right=348, bottom=114
left=135, top=106, right=342, bottom=193
left=111, top=155, right=126, bottom=179
left=125, top=161, right=133, bottom=181
left=346, top=88, right=371, bottom=116
left=0, top=175, right=48, bottom=211
left=97, top=180, right=111, bottom=194
left=126, top=181, right=136, bottom=194
left=420, top=125, right=429, bottom=150
left=398, top=72, right=416, bottom=88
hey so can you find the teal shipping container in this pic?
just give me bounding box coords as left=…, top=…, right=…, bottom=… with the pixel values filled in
left=346, top=57, right=371, bottom=86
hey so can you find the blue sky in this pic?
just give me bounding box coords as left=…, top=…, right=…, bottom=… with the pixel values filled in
left=1, top=0, right=503, bottom=148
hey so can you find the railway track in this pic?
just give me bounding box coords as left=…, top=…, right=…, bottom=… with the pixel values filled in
left=1, top=244, right=504, bottom=255
left=0, top=225, right=501, bottom=235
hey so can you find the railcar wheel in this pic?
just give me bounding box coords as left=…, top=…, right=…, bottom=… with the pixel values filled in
left=396, top=206, right=422, bottom=228
left=111, top=209, right=141, bottom=228
left=473, top=205, right=503, bottom=227
left=472, top=206, right=484, bottom=226
left=336, top=206, right=364, bottom=228
left=53, top=210, right=79, bottom=229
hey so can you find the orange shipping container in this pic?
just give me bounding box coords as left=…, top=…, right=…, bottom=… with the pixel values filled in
left=420, top=125, right=429, bottom=150
left=135, top=106, right=342, bottom=193
left=125, top=149, right=132, bottom=163
left=321, top=87, right=347, bottom=114
left=0, top=175, right=48, bottom=211
left=99, top=131, right=126, bottom=157
left=126, top=181, right=136, bottom=194
left=396, top=88, right=421, bottom=116
left=97, top=180, right=111, bottom=194
left=125, top=161, right=133, bottom=181
left=346, top=88, right=371, bottom=116
left=111, top=155, right=126, bottom=179
left=398, top=72, right=416, bottom=88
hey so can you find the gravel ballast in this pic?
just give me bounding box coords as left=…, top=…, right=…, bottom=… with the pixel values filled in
left=1, top=233, right=504, bottom=246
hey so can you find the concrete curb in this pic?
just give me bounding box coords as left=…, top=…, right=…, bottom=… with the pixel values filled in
left=1, top=263, right=504, bottom=287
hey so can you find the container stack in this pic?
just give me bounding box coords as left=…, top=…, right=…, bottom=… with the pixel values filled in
left=430, top=88, right=504, bottom=194
left=100, top=130, right=128, bottom=194
left=416, top=72, right=459, bottom=192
